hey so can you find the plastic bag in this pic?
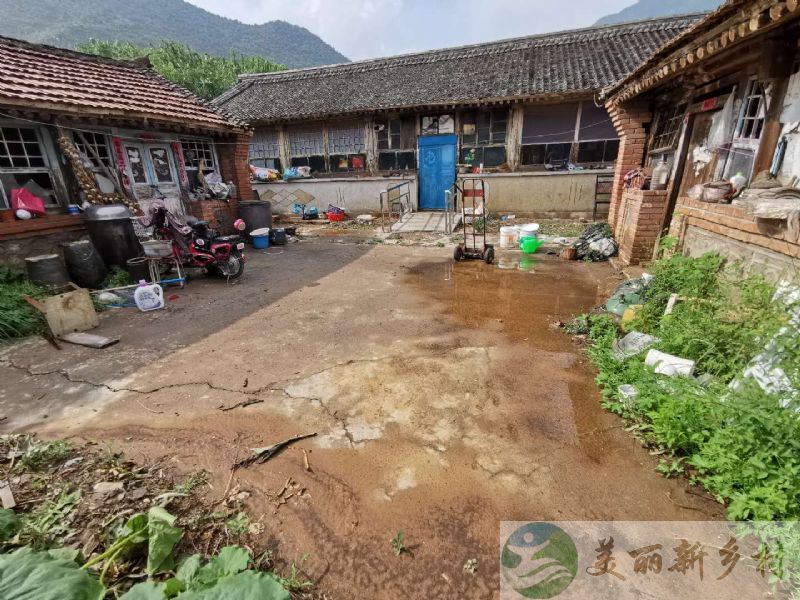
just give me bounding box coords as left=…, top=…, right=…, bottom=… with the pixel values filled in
left=10, top=188, right=46, bottom=216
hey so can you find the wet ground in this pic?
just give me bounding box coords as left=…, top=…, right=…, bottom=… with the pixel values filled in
left=0, top=236, right=722, bottom=598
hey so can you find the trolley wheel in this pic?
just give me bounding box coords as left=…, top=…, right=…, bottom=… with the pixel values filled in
left=483, top=246, right=495, bottom=264
left=454, top=245, right=465, bottom=261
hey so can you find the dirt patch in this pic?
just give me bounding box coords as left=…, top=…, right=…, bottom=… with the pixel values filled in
left=1, top=244, right=723, bottom=599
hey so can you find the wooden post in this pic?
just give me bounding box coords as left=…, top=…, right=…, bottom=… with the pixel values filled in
left=505, top=104, right=524, bottom=172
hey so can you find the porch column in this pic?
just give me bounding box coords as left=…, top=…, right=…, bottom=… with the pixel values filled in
left=506, top=105, right=524, bottom=171
left=606, top=99, right=652, bottom=236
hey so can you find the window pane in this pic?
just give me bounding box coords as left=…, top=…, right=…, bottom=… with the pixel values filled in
left=397, top=151, right=416, bottom=170
left=378, top=152, right=397, bottom=170
left=578, top=102, right=618, bottom=141
left=181, top=139, right=215, bottom=169
left=577, top=140, right=604, bottom=163
left=0, top=127, right=46, bottom=169
left=604, top=139, right=620, bottom=162
left=483, top=146, right=506, bottom=167
left=328, top=123, right=364, bottom=154
left=288, top=128, right=324, bottom=156
left=521, top=144, right=546, bottom=165
left=462, top=147, right=482, bottom=165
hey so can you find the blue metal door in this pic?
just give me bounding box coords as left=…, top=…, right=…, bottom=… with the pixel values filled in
left=418, top=134, right=457, bottom=210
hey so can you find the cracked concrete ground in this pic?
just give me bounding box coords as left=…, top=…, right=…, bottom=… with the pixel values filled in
left=0, top=237, right=722, bottom=599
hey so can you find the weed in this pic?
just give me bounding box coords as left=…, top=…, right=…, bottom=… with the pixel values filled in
left=225, top=512, right=250, bottom=537
left=655, top=458, right=685, bottom=478
left=463, top=558, right=479, bottom=575
left=15, top=438, right=72, bottom=472
left=0, top=276, right=46, bottom=340
left=174, top=471, right=209, bottom=495
left=101, top=266, right=131, bottom=289
left=276, top=553, right=313, bottom=591
left=390, top=531, right=408, bottom=556
left=18, top=488, right=81, bottom=550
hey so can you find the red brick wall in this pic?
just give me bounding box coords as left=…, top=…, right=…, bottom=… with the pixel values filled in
left=216, top=132, right=255, bottom=222
left=606, top=100, right=652, bottom=236
left=670, top=197, right=800, bottom=259
left=617, top=189, right=669, bottom=265
left=188, top=199, right=235, bottom=234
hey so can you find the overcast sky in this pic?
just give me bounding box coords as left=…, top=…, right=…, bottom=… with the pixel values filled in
left=186, top=0, right=635, bottom=61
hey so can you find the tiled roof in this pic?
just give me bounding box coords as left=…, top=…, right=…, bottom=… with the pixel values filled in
left=214, top=14, right=705, bottom=124
left=0, top=36, right=242, bottom=131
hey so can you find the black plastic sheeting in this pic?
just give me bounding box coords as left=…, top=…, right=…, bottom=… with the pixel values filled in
left=63, top=240, right=108, bottom=289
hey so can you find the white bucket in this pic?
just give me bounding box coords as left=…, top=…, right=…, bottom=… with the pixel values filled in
left=499, top=226, right=517, bottom=249
left=519, top=223, right=540, bottom=239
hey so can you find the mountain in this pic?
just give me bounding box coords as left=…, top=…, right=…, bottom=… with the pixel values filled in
left=0, top=0, right=348, bottom=69
left=595, top=0, right=723, bottom=26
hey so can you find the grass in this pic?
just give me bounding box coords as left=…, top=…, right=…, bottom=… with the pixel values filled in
left=0, top=265, right=46, bottom=340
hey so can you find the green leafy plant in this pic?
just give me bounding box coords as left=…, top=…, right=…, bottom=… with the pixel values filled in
left=83, top=507, right=182, bottom=583
left=0, top=547, right=105, bottom=600
left=18, top=488, right=81, bottom=550
left=101, top=266, right=132, bottom=289
left=0, top=276, right=46, bottom=340
left=224, top=512, right=250, bottom=537
left=0, top=508, right=21, bottom=542
left=174, top=471, right=209, bottom=495
left=390, top=531, right=408, bottom=556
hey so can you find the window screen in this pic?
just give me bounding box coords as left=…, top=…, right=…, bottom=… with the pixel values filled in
left=577, top=102, right=617, bottom=141
left=288, top=128, right=325, bottom=156
left=521, top=103, right=579, bottom=144
left=249, top=130, right=282, bottom=171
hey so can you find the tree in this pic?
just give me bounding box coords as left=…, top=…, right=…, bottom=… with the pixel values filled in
left=77, top=39, right=284, bottom=100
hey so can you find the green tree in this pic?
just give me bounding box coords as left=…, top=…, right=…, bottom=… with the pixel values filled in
left=77, top=39, right=284, bottom=100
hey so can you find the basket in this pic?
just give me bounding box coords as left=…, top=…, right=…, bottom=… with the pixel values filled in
left=141, top=240, right=173, bottom=257
left=326, top=211, right=346, bottom=222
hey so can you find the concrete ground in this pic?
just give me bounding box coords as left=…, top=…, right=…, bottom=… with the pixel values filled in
left=0, top=234, right=722, bottom=599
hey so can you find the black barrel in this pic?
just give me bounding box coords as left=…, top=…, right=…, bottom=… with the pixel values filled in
left=25, top=254, right=70, bottom=287
left=126, top=257, right=150, bottom=283
left=238, top=200, right=272, bottom=237
left=63, top=240, right=108, bottom=289
left=84, top=204, right=143, bottom=268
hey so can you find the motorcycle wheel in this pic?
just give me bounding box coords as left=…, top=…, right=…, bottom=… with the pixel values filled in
left=211, top=253, right=245, bottom=280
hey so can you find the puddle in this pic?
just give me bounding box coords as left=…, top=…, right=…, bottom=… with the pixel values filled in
left=404, top=255, right=601, bottom=348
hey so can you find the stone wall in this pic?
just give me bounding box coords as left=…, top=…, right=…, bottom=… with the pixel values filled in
left=0, top=228, right=89, bottom=266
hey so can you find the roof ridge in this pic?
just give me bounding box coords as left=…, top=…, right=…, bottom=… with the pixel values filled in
left=238, top=12, right=707, bottom=84
left=0, top=35, right=153, bottom=72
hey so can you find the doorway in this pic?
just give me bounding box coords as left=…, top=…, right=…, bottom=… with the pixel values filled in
left=418, top=134, right=457, bottom=210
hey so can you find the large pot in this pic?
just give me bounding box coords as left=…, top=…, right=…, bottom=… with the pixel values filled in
left=84, top=204, right=143, bottom=268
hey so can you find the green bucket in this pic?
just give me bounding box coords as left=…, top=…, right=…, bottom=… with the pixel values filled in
left=520, top=236, right=543, bottom=254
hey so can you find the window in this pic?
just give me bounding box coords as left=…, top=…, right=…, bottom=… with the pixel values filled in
left=377, top=116, right=416, bottom=171
left=577, top=139, right=619, bottom=163
left=0, top=125, right=58, bottom=209
left=74, top=131, right=113, bottom=171
left=421, top=114, right=454, bottom=135
left=734, top=80, right=766, bottom=141
left=288, top=127, right=326, bottom=173
left=462, top=109, right=507, bottom=145
left=651, top=104, right=686, bottom=152
left=327, top=123, right=365, bottom=172
left=521, top=142, right=571, bottom=166
left=181, top=139, right=216, bottom=170
left=461, top=146, right=507, bottom=167
left=249, top=130, right=282, bottom=172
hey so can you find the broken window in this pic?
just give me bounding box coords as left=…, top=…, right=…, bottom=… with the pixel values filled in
left=74, top=131, right=113, bottom=171
left=651, top=104, right=687, bottom=152
left=0, top=125, right=58, bottom=209
left=734, top=79, right=767, bottom=141
left=520, top=142, right=571, bottom=166
left=249, top=130, right=282, bottom=172
left=576, top=139, right=620, bottom=163
left=180, top=138, right=217, bottom=189
left=377, top=116, right=416, bottom=171
left=328, top=122, right=366, bottom=172
left=421, top=114, right=454, bottom=135
left=575, top=102, right=619, bottom=165
left=288, top=127, right=326, bottom=173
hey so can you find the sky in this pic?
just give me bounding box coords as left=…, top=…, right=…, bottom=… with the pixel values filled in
left=186, top=0, right=635, bottom=61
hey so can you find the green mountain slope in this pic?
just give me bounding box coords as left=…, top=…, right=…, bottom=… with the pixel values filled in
left=595, top=0, right=722, bottom=25
left=0, top=0, right=348, bottom=68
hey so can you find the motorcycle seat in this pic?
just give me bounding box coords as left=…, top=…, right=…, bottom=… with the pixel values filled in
left=185, top=216, right=208, bottom=228
left=214, top=235, right=241, bottom=243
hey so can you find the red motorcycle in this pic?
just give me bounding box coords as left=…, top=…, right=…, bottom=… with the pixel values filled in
left=143, top=200, right=246, bottom=280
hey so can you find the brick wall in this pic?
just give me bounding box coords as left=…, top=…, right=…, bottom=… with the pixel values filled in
left=616, top=189, right=669, bottom=265
left=188, top=199, right=236, bottom=234
left=216, top=132, right=255, bottom=223
left=606, top=99, right=653, bottom=236
left=670, top=197, right=800, bottom=259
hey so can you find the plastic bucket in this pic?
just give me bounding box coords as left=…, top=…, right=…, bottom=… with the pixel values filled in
left=499, top=226, right=517, bottom=249
left=250, top=227, right=270, bottom=249
left=520, top=236, right=543, bottom=254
